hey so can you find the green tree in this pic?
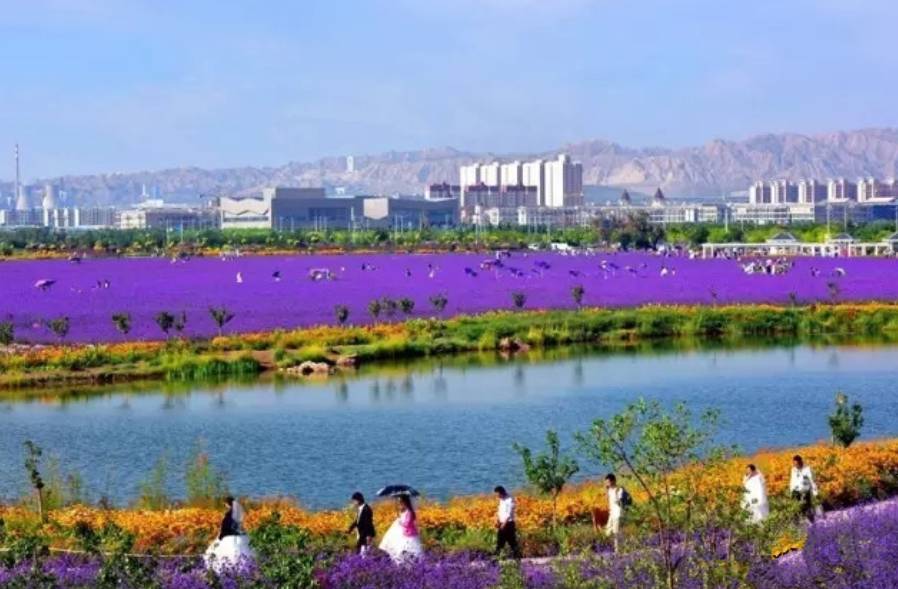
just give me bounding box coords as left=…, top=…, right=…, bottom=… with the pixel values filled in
left=380, top=297, right=399, bottom=317
left=0, top=320, right=14, bottom=346
left=828, top=392, right=864, bottom=448
left=46, top=316, right=70, bottom=342
left=399, top=297, right=416, bottom=315
left=173, top=311, right=187, bottom=336
left=429, top=293, right=449, bottom=313
left=513, top=430, right=579, bottom=528
left=111, top=313, right=132, bottom=336
left=575, top=399, right=740, bottom=589
left=23, top=440, right=46, bottom=521
left=334, top=304, right=350, bottom=325
left=154, top=311, right=175, bottom=338
left=367, top=299, right=382, bottom=320
left=209, top=306, right=235, bottom=336
left=511, top=292, right=527, bottom=309
left=571, top=285, right=585, bottom=307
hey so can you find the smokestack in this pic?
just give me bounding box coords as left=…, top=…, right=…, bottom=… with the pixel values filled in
left=14, top=144, right=29, bottom=211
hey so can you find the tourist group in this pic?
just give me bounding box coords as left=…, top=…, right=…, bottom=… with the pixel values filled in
left=203, top=455, right=819, bottom=570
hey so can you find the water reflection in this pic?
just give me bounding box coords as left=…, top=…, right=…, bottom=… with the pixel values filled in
left=3, top=339, right=898, bottom=508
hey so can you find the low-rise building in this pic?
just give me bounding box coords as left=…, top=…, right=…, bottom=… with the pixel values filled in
left=219, top=187, right=350, bottom=230
left=425, top=183, right=461, bottom=201
left=118, top=202, right=217, bottom=230
left=362, top=196, right=458, bottom=228
left=730, top=203, right=815, bottom=225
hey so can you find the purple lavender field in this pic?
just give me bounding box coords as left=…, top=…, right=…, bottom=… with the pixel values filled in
left=4, top=252, right=898, bottom=343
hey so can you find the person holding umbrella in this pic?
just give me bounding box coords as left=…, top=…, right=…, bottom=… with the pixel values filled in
left=376, top=485, right=424, bottom=563
left=347, top=491, right=376, bottom=555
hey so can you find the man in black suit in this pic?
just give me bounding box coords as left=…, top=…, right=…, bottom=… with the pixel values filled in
left=347, top=491, right=376, bottom=554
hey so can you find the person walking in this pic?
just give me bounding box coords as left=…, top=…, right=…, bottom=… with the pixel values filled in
left=379, top=494, right=423, bottom=563
left=789, top=455, right=818, bottom=523
left=742, top=464, right=769, bottom=523
left=347, top=492, right=376, bottom=555
left=204, top=496, right=254, bottom=573
left=494, top=486, right=521, bottom=559
left=604, top=474, right=625, bottom=552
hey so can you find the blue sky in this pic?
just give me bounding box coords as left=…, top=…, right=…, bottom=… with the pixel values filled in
left=2, top=0, right=897, bottom=179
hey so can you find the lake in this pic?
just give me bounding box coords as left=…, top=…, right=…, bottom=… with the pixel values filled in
left=2, top=342, right=898, bottom=509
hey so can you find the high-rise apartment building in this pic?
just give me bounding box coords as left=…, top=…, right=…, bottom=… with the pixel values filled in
left=797, top=179, right=827, bottom=204
left=749, top=180, right=771, bottom=204
left=479, top=162, right=501, bottom=187
left=543, top=154, right=584, bottom=207
left=521, top=160, right=546, bottom=205
left=769, top=179, right=798, bottom=204
left=460, top=154, right=583, bottom=210
left=827, top=178, right=858, bottom=201
left=500, top=161, right=522, bottom=186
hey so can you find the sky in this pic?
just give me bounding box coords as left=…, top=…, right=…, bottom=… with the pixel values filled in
left=2, top=0, right=898, bottom=180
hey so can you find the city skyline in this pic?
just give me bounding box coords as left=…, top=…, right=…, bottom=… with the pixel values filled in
left=2, top=0, right=898, bottom=179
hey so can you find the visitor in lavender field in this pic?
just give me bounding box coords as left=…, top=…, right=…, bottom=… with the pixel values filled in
left=493, top=485, right=521, bottom=559
left=790, top=455, right=819, bottom=523
left=742, top=464, right=770, bottom=523
left=347, top=491, right=376, bottom=555
left=605, top=473, right=627, bottom=552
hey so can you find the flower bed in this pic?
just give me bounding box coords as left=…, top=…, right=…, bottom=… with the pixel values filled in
left=3, top=440, right=897, bottom=555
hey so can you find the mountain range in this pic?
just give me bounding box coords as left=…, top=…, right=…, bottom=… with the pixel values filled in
left=7, top=128, right=898, bottom=206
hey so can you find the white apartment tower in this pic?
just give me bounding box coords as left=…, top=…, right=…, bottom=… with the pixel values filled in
left=827, top=178, right=857, bottom=202
left=522, top=160, right=546, bottom=204
left=797, top=179, right=826, bottom=204
left=500, top=161, right=523, bottom=186
left=479, top=162, right=501, bottom=187
left=460, top=154, right=583, bottom=209
left=748, top=181, right=771, bottom=204
left=768, top=179, right=797, bottom=204
left=543, top=154, right=584, bottom=207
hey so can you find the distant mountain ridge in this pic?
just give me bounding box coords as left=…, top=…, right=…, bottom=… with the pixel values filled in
left=7, top=128, right=898, bottom=206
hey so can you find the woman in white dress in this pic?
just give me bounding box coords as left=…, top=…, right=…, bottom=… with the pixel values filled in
left=742, top=464, right=769, bottom=523
left=378, top=494, right=424, bottom=563
left=204, top=496, right=255, bottom=573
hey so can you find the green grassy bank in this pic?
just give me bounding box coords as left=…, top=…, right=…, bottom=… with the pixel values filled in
left=3, top=302, right=898, bottom=394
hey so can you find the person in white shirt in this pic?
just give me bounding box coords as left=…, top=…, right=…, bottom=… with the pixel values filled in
left=604, top=473, right=624, bottom=552
left=789, top=455, right=818, bottom=522
left=742, top=464, right=769, bottom=523
left=493, top=486, right=521, bottom=559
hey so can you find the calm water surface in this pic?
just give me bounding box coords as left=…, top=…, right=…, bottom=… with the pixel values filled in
left=2, top=344, right=898, bottom=508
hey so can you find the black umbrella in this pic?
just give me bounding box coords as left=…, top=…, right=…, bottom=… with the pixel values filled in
left=377, top=484, right=420, bottom=498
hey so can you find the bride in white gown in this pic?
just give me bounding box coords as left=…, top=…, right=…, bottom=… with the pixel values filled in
left=204, top=496, right=255, bottom=573
left=378, top=494, right=424, bottom=563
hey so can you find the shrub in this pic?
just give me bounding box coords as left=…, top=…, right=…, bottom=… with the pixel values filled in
left=185, top=442, right=228, bottom=508
left=334, top=304, right=350, bottom=325
left=0, top=321, right=14, bottom=345
left=137, top=455, right=170, bottom=510
left=429, top=293, right=449, bottom=313
left=829, top=392, right=864, bottom=448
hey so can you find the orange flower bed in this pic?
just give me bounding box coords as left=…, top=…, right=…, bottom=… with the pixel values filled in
left=2, top=439, right=897, bottom=554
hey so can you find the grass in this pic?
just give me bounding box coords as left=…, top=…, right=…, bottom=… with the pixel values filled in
left=3, top=302, right=898, bottom=394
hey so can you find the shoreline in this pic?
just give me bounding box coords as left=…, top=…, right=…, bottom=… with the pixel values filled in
left=2, top=438, right=896, bottom=555
left=3, top=302, right=898, bottom=395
